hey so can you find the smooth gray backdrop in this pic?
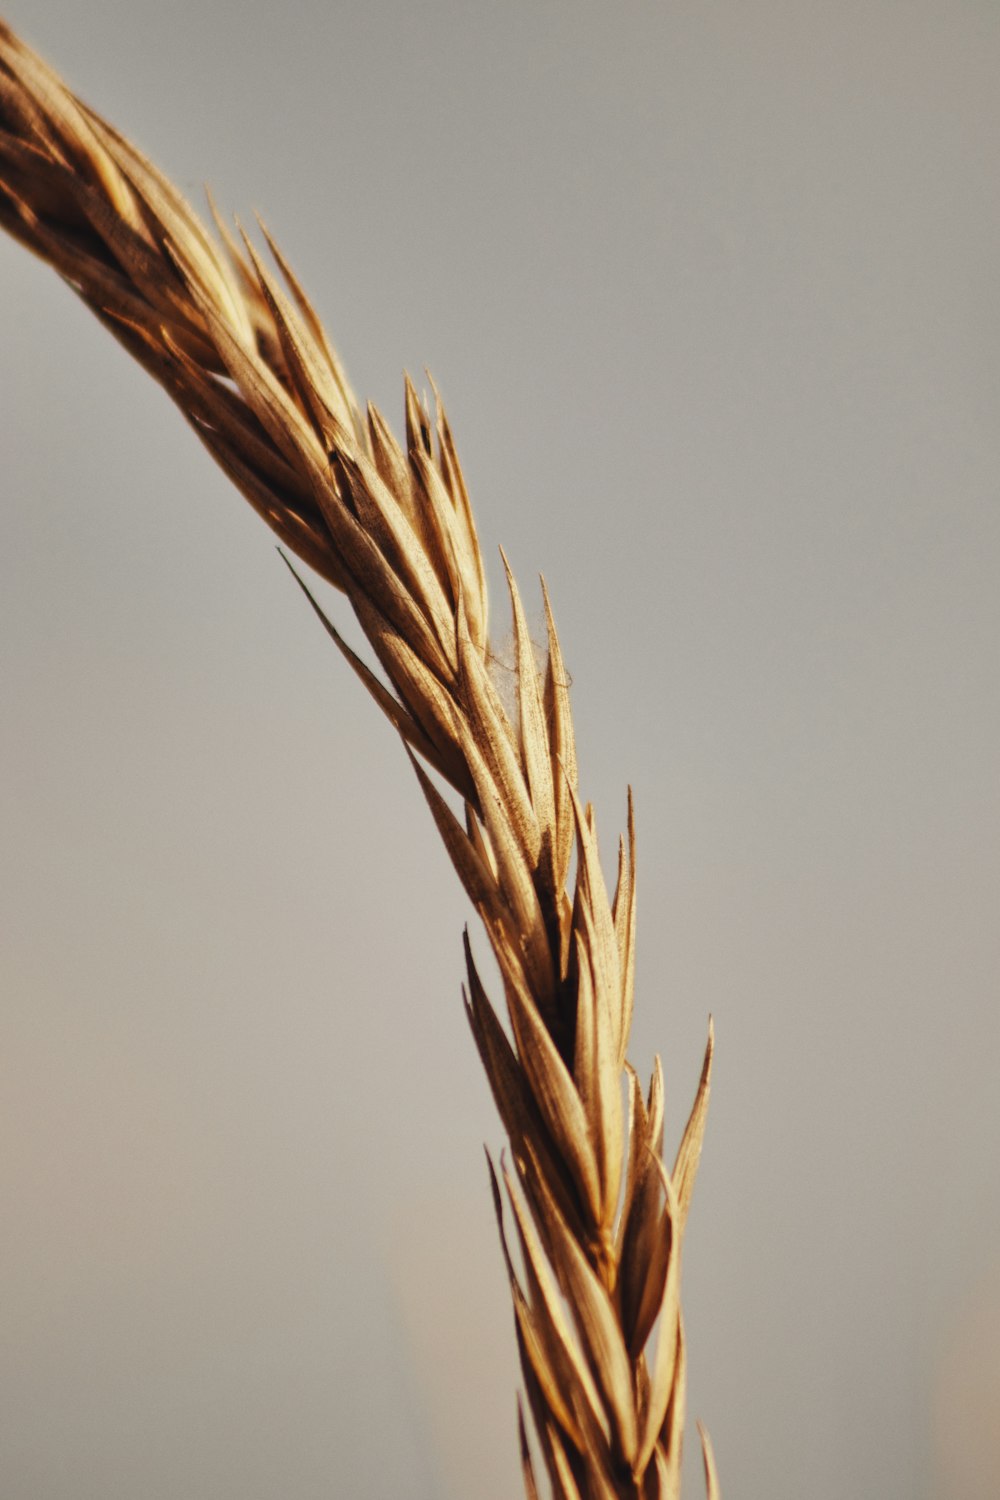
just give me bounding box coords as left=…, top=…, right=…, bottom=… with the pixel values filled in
left=2, top=3, right=999, bottom=1498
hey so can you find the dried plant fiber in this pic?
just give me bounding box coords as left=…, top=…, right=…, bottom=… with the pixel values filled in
left=0, top=20, right=716, bottom=1499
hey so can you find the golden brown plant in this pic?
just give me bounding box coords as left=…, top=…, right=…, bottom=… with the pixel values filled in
left=0, top=20, right=717, bottom=1499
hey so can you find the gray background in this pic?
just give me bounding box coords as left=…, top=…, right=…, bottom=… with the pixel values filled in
left=2, top=2, right=999, bottom=1497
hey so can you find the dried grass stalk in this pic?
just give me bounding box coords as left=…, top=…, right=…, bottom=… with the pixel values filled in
left=0, top=20, right=717, bottom=1498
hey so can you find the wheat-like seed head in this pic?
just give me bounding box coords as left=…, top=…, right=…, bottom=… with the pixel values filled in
left=0, top=20, right=717, bottom=1498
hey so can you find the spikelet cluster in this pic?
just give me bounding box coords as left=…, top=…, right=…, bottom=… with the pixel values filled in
left=0, top=21, right=717, bottom=1498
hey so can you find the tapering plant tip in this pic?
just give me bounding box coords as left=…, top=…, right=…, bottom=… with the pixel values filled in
left=670, top=1019, right=714, bottom=1236
left=697, top=1419, right=721, bottom=1500
left=484, top=1148, right=507, bottom=1230
left=403, top=369, right=432, bottom=453
left=277, top=545, right=311, bottom=591
left=516, top=1396, right=541, bottom=1500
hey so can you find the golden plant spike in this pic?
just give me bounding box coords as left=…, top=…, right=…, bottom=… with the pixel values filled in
left=0, top=19, right=716, bottom=1496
